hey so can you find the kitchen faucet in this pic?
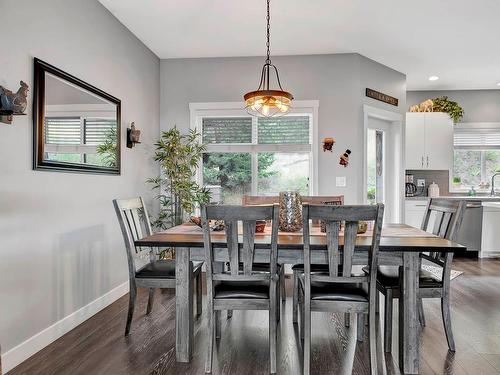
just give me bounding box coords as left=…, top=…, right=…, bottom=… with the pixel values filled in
left=492, top=172, right=500, bottom=196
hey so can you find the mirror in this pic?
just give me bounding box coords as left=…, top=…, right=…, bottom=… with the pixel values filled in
left=33, top=58, right=121, bottom=174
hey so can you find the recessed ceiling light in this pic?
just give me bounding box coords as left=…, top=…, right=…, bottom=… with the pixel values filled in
left=497, top=82, right=500, bottom=86
left=428, top=76, right=439, bottom=81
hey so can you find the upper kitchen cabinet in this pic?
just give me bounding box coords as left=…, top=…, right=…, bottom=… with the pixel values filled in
left=405, top=112, right=453, bottom=170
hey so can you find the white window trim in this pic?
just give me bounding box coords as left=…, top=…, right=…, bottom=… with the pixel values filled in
left=189, top=100, right=319, bottom=195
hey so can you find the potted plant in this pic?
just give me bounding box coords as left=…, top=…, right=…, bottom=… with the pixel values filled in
left=433, top=96, right=464, bottom=123
left=147, top=127, right=210, bottom=232
left=452, top=176, right=462, bottom=189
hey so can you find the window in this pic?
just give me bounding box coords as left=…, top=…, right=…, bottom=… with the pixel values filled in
left=452, top=126, right=500, bottom=190
left=191, top=102, right=318, bottom=204
left=44, top=116, right=117, bottom=166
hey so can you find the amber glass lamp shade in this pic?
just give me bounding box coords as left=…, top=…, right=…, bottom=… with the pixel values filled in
left=244, top=89, right=293, bottom=117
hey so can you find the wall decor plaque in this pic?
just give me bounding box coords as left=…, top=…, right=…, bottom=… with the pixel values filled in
left=366, top=88, right=398, bottom=106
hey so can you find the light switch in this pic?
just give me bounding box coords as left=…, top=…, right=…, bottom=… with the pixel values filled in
left=336, top=176, right=346, bottom=187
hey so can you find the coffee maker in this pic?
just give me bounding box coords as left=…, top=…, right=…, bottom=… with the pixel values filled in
left=405, top=174, right=417, bottom=197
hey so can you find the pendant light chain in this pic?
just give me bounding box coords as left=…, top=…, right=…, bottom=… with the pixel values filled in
left=243, top=0, right=293, bottom=117
left=266, top=0, right=271, bottom=65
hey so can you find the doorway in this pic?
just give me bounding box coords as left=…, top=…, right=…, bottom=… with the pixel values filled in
left=363, top=105, right=403, bottom=223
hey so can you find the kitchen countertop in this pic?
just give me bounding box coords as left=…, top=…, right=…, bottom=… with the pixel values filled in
left=406, top=196, right=500, bottom=201
left=482, top=202, right=500, bottom=209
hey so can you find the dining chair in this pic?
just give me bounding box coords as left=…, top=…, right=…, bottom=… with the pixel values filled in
left=376, top=198, right=466, bottom=352
left=202, top=204, right=280, bottom=374
left=289, top=196, right=344, bottom=324
left=113, top=197, right=203, bottom=336
left=298, top=203, right=384, bottom=375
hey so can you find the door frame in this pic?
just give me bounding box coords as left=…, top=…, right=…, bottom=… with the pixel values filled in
left=363, top=104, right=404, bottom=223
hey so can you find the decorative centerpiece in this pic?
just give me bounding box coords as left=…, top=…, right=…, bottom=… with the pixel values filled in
left=357, top=221, right=368, bottom=234
left=279, top=191, right=302, bottom=232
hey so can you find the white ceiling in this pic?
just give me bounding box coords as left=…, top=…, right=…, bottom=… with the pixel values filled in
left=99, top=0, right=500, bottom=91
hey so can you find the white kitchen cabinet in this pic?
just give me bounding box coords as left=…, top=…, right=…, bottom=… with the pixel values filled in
left=405, top=113, right=453, bottom=170
left=480, top=203, right=500, bottom=258
left=404, top=199, right=428, bottom=228
left=405, top=113, right=427, bottom=169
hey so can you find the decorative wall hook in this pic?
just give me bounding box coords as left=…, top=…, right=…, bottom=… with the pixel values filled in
left=0, top=80, right=29, bottom=124
left=339, top=149, right=351, bottom=167
left=322, top=137, right=335, bottom=152
left=126, top=122, right=141, bottom=148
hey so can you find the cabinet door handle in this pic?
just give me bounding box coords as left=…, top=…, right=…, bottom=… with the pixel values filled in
left=421, top=156, right=424, bottom=168
left=426, top=156, right=429, bottom=167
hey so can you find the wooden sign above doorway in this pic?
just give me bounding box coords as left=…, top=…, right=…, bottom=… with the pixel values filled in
left=365, top=88, right=398, bottom=107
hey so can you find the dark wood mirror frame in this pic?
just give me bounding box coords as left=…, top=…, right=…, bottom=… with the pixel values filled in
left=33, top=58, right=121, bottom=175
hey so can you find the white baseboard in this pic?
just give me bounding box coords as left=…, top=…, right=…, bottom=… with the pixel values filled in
left=1, top=281, right=129, bottom=374
left=479, top=252, right=500, bottom=259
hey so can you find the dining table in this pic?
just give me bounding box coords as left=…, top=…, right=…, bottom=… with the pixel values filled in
left=135, top=222, right=466, bottom=375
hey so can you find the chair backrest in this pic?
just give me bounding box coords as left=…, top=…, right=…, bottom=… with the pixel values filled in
left=421, top=198, right=466, bottom=241
left=113, top=197, right=153, bottom=277
left=420, top=198, right=466, bottom=283
left=242, top=195, right=344, bottom=206
left=201, top=204, right=279, bottom=290
left=302, top=204, right=384, bottom=287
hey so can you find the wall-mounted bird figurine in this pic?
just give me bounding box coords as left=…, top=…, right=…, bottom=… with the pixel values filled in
left=339, top=149, right=351, bottom=167
left=0, top=81, right=29, bottom=114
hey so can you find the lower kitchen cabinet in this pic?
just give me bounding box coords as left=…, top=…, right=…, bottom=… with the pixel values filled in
left=404, top=199, right=428, bottom=227
left=481, top=203, right=500, bottom=258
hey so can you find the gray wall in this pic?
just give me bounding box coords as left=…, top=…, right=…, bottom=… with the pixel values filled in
left=407, top=90, right=500, bottom=123
left=0, top=0, right=159, bottom=364
left=161, top=53, right=405, bottom=203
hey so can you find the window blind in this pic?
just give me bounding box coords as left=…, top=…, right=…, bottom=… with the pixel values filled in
left=454, top=129, right=500, bottom=150
left=258, top=116, right=310, bottom=144
left=45, top=117, right=116, bottom=146
left=84, top=118, right=117, bottom=145
left=202, top=117, right=252, bottom=144
left=45, top=117, right=81, bottom=145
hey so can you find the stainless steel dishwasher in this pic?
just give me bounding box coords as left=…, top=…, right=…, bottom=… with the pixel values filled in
left=455, top=201, right=483, bottom=253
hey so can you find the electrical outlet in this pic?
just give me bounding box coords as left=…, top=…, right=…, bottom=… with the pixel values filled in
left=336, top=176, right=346, bottom=187
left=417, top=179, right=426, bottom=187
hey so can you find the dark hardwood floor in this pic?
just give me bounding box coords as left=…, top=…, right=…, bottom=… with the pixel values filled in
left=10, top=258, right=500, bottom=375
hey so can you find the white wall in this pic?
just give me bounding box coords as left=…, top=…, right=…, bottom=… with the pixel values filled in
left=0, top=0, right=160, bottom=371
left=407, top=90, right=500, bottom=123
left=160, top=53, right=405, bottom=203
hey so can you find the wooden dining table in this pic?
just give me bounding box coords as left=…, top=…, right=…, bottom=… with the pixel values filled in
left=135, top=222, right=466, bottom=374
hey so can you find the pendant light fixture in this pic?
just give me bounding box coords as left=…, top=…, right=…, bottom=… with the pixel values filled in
left=244, top=0, right=293, bottom=117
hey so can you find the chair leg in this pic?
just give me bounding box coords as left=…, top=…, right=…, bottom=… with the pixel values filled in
left=368, top=303, right=378, bottom=374
left=418, top=297, right=426, bottom=327
left=270, top=289, right=278, bottom=374
left=125, top=282, right=137, bottom=336
left=276, top=280, right=281, bottom=323
left=146, top=288, right=155, bottom=315
left=303, top=299, right=311, bottom=375
left=280, top=266, right=286, bottom=302
left=345, top=313, right=350, bottom=327
left=293, top=270, right=299, bottom=324
left=205, top=305, right=215, bottom=373
left=441, top=295, right=456, bottom=351
left=357, top=313, right=365, bottom=342
left=215, top=310, right=221, bottom=339
left=300, top=294, right=305, bottom=340
left=196, top=273, right=203, bottom=318
left=384, top=289, right=393, bottom=353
